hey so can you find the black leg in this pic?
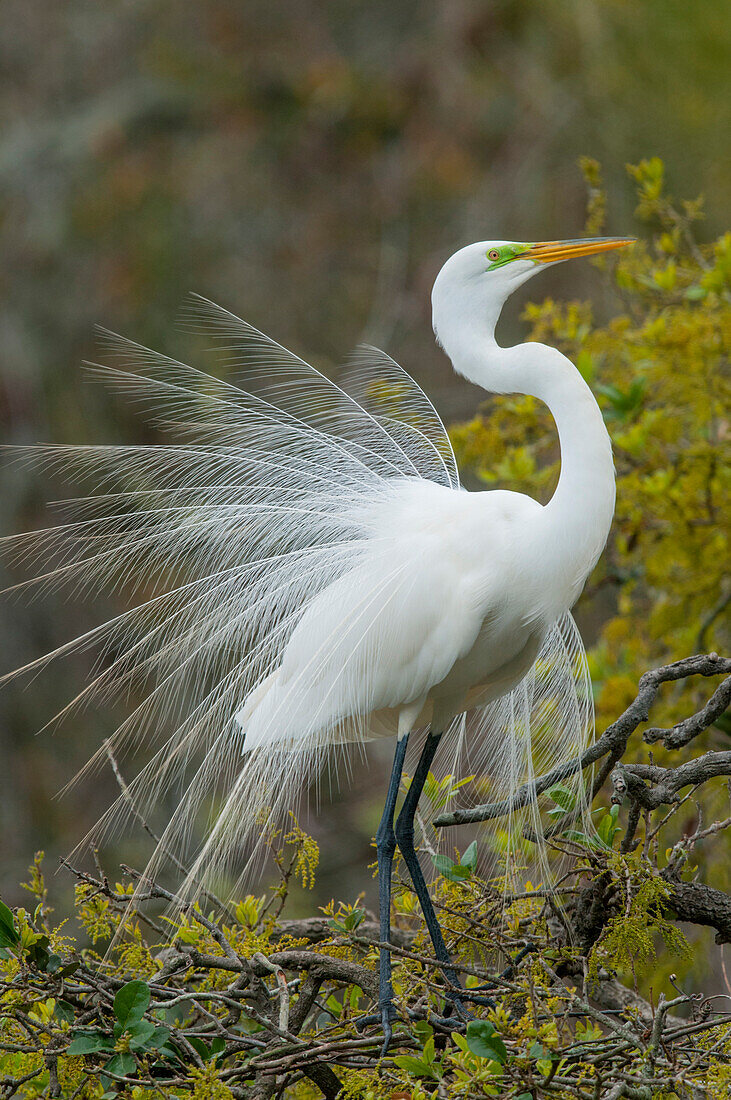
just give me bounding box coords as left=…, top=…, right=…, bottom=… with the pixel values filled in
left=374, top=733, right=409, bottom=1053
left=394, top=732, right=462, bottom=996
left=394, top=728, right=492, bottom=1017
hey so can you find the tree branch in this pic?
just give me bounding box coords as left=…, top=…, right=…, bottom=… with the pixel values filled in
left=643, top=674, right=731, bottom=749
left=611, top=752, right=731, bottom=811
left=434, top=653, right=730, bottom=828
left=661, top=876, right=731, bottom=945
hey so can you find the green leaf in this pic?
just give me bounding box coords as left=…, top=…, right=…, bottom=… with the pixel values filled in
left=153, top=1044, right=181, bottom=1062
left=146, top=1026, right=172, bottom=1051
left=56, top=960, right=80, bottom=978
left=328, top=906, right=366, bottom=933
left=461, top=841, right=478, bottom=870
left=187, top=1035, right=225, bottom=1061
left=0, top=900, right=19, bottom=949
left=208, top=1035, right=226, bottom=1058
left=187, top=1036, right=210, bottom=1060
left=104, top=1052, right=136, bottom=1078
left=186, top=1034, right=224, bottom=1060
left=596, top=804, right=621, bottom=849
left=561, top=829, right=592, bottom=844
left=432, top=853, right=455, bottom=876
left=412, top=1019, right=433, bottom=1044
left=127, top=1019, right=157, bottom=1049
left=26, top=935, right=53, bottom=971
left=547, top=785, right=576, bottom=811
left=54, top=1000, right=75, bottom=1025
left=597, top=377, right=646, bottom=421
left=68, top=1031, right=114, bottom=1055
left=432, top=850, right=474, bottom=882
left=114, top=980, right=150, bottom=1031
left=392, top=1054, right=440, bottom=1079
left=466, top=1019, right=507, bottom=1063
left=148, top=1030, right=180, bottom=1062
left=422, top=1036, right=436, bottom=1064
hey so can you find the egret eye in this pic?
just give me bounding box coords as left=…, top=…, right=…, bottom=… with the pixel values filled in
left=488, top=249, right=500, bottom=261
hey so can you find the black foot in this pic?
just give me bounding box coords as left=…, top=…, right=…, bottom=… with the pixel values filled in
left=353, top=1012, right=376, bottom=1033
left=455, top=987, right=496, bottom=1009
left=380, top=1000, right=398, bottom=1056
left=443, top=990, right=473, bottom=1021
left=353, top=1001, right=399, bottom=1055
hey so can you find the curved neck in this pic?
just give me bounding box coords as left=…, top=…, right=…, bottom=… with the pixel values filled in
left=530, top=348, right=616, bottom=587
left=442, top=322, right=615, bottom=597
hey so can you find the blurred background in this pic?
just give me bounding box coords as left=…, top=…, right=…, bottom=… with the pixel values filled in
left=0, top=0, right=728, bottom=929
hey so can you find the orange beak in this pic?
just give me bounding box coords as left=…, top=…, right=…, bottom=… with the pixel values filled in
left=523, top=237, right=635, bottom=263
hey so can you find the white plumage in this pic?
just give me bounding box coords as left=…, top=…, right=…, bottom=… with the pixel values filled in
left=241, top=480, right=543, bottom=751
left=2, top=236, right=632, bottom=917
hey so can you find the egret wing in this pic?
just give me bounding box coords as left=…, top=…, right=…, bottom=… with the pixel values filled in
left=239, top=532, right=484, bottom=752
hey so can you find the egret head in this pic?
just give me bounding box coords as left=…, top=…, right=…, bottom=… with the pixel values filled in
left=432, top=236, right=634, bottom=347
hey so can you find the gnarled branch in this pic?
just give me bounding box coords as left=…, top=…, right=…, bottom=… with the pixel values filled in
left=434, top=652, right=730, bottom=828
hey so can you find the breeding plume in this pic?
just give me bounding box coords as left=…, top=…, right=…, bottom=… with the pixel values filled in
left=3, top=235, right=632, bottom=1044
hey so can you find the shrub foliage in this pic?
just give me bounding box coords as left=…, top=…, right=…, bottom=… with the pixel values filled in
left=2, top=654, right=731, bottom=1099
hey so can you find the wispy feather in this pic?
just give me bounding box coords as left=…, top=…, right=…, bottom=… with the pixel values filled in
left=1, top=297, right=593, bottom=901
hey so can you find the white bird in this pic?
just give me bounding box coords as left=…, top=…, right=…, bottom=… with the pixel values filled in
left=2, top=234, right=632, bottom=1045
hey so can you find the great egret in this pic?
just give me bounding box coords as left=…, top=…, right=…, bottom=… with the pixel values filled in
left=3, top=234, right=632, bottom=1047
